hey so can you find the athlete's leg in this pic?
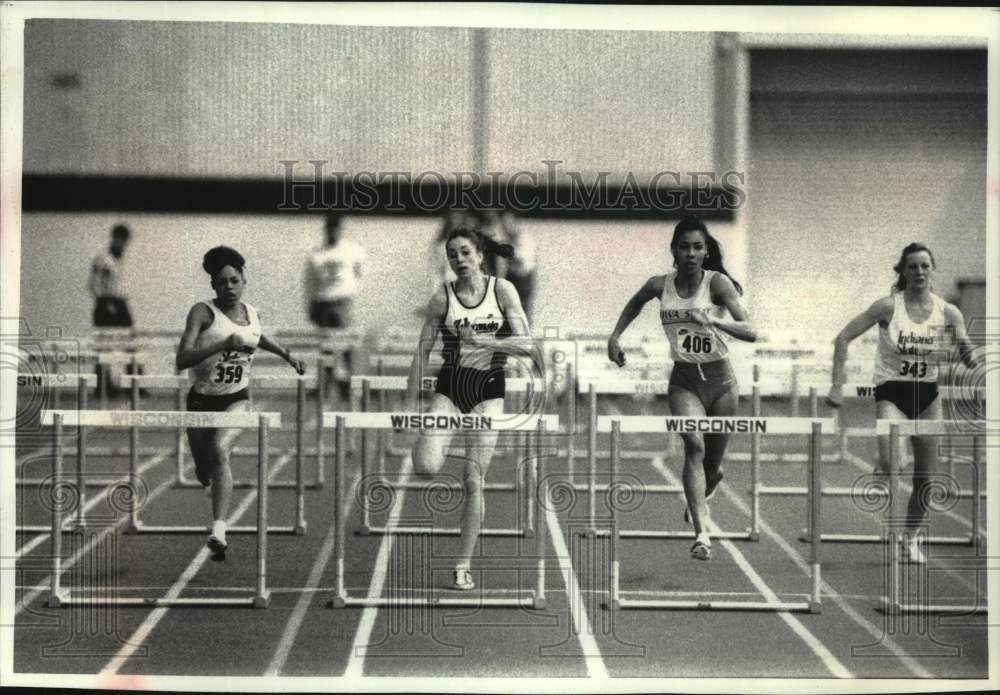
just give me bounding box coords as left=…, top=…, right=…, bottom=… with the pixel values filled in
left=206, top=399, right=252, bottom=544
left=456, top=397, right=504, bottom=572
left=907, top=396, right=943, bottom=534
left=668, top=387, right=709, bottom=536
left=186, top=426, right=216, bottom=487
left=875, top=399, right=910, bottom=475
left=411, top=393, right=459, bottom=478
left=703, top=383, right=739, bottom=497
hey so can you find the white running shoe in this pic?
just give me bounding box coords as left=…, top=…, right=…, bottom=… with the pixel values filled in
left=901, top=535, right=926, bottom=565
left=452, top=568, right=475, bottom=591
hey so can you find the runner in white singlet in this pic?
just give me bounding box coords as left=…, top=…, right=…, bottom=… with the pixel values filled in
left=176, top=246, right=304, bottom=561
left=402, top=226, right=542, bottom=591
left=827, top=243, right=978, bottom=564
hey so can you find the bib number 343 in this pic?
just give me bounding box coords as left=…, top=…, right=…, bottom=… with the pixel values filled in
left=899, top=360, right=927, bottom=378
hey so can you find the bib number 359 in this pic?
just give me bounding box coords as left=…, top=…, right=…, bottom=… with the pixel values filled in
left=214, top=364, right=244, bottom=384
left=899, top=360, right=927, bottom=378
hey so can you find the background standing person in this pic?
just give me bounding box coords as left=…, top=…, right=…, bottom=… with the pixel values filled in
left=304, top=212, right=367, bottom=401
left=88, top=223, right=134, bottom=396
left=500, top=211, right=537, bottom=325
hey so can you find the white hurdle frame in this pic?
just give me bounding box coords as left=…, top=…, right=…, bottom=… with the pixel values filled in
left=330, top=410, right=559, bottom=539
left=794, top=408, right=985, bottom=546
left=41, top=409, right=280, bottom=608
left=116, top=377, right=307, bottom=535
left=877, top=421, right=987, bottom=615
left=122, top=360, right=327, bottom=493
left=16, top=374, right=100, bottom=533
left=327, top=413, right=550, bottom=609
left=601, top=416, right=830, bottom=613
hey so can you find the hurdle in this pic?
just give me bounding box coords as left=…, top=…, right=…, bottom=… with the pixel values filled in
left=121, top=362, right=327, bottom=492
left=600, top=416, right=831, bottom=613
left=16, top=374, right=104, bottom=533
left=799, top=417, right=984, bottom=546
left=326, top=411, right=559, bottom=539
left=41, top=409, right=279, bottom=608
left=350, top=373, right=549, bottom=482
left=328, top=413, right=550, bottom=609
left=877, top=420, right=987, bottom=615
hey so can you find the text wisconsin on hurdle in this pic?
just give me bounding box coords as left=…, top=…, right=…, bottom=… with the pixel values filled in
left=664, top=418, right=767, bottom=433
left=109, top=411, right=218, bottom=428
left=390, top=414, right=493, bottom=430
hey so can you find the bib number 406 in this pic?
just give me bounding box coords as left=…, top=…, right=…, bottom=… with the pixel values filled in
left=214, top=364, right=244, bottom=384
left=681, top=334, right=712, bottom=354
left=899, top=360, right=927, bottom=378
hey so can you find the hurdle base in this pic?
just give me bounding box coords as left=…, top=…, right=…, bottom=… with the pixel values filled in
left=568, top=483, right=682, bottom=494
left=253, top=591, right=271, bottom=609
left=610, top=597, right=816, bottom=612
left=809, top=601, right=822, bottom=614
left=47, top=590, right=68, bottom=608
left=382, top=481, right=517, bottom=492
left=533, top=595, right=547, bottom=610
left=174, top=478, right=323, bottom=491
left=329, top=595, right=537, bottom=608
left=588, top=528, right=756, bottom=541
left=801, top=531, right=976, bottom=545
left=356, top=525, right=528, bottom=537
left=876, top=598, right=985, bottom=615
left=126, top=524, right=301, bottom=535
left=295, top=524, right=307, bottom=536
left=48, top=595, right=261, bottom=608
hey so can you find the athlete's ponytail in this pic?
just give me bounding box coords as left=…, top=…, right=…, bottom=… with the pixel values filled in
left=446, top=226, right=515, bottom=268
left=891, top=242, right=936, bottom=293
left=671, top=215, right=743, bottom=296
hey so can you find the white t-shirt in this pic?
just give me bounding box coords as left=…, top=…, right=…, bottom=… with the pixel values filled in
left=305, top=239, right=367, bottom=302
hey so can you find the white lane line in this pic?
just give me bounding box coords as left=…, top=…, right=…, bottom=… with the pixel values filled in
left=265, top=463, right=363, bottom=676
left=544, top=503, right=608, bottom=678
left=343, top=455, right=412, bottom=678
left=14, top=476, right=173, bottom=617
left=695, top=456, right=936, bottom=679
left=840, top=449, right=985, bottom=598
left=15, top=452, right=169, bottom=559
left=651, top=456, right=853, bottom=679
left=98, top=452, right=293, bottom=676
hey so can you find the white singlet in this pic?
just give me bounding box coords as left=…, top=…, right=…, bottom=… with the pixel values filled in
left=441, top=276, right=508, bottom=370
left=659, top=270, right=729, bottom=364
left=873, top=291, right=947, bottom=385
left=191, top=300, right=262, bottom=395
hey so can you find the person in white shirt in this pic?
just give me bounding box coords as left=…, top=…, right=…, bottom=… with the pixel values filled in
left=304, top=213, right=366, bottom=400
left=88, top=224, right=134, bottom=396
left=177, top=246, right=303, bottom=561
left=826, top=242, right=978, bottom=564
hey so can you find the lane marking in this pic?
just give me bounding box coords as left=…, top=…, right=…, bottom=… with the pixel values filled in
left=15, top=452, right=169, bottom=559
left=98, top=452, right=293, bottom=676
left=343, top=455, right=412, bottom=678
left=14, top=476, right=173, bottom=617
left=265, top=463, right=363, bottom=676
left=683, top=454, right=936, bottom=678
left=652, top=456, right=852, bottom=678
left=544, top=503, right=608, bottom=678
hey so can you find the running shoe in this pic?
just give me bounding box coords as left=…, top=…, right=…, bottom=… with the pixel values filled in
left=207, top=535, right=228, bottom=562
left=452, top=568, right=475, bottom=591
left=900, top=536, right=926, bottom=565
left=689, top=539, right=712, bottom=561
